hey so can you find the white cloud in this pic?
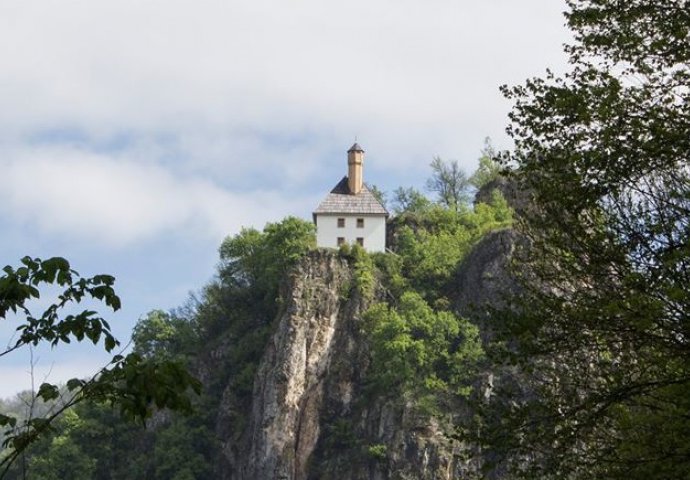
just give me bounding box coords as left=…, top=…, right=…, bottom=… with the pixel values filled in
left=0, top=0, right=573, bottom=397
left=0, top=145, right=313, bottom=247
left=0, top=0, right=572, bottom=248
left=0, top=0, right=570, bottom=169
left=0, top=354, right=113, bottom=400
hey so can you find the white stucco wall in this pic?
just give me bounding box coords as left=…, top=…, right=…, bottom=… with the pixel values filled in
left=315, top=214, right=387, bottom=252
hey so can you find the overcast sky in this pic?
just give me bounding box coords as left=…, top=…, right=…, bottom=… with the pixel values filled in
left=0, top=0, right=571, bottom=398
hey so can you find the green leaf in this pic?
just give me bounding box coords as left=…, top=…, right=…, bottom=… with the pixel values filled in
left=0, top=413, right=17, bottom=428
left=66, top=378, right=85, bottom=391
left=37, top=383, right=60, bottom=402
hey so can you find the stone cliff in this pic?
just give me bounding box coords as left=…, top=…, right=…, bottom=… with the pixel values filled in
left=212, top=214, right=520, bottom=480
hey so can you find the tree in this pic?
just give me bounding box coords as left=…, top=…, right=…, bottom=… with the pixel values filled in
left=27, top=410, right=96, bottom=480
left=390, top=187, right=432, bottom=215
left=425, top=157, right=471, bottom=212
left=365, top=291, right=482, bottom=403
left=365, top=183, right=387, bottom=208
left=485, top=1, right=690, bottom=478
left=218, top=216, right=315, bottom=321
left=0, top=257, right=200, bottom=477
left=132, top=309, right=197, bottom=360
left=468, top=137, right=501, bottom=189
left=394, top=196, right=513, bottom=299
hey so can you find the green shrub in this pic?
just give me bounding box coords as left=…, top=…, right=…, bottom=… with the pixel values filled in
left=395, top=196, right=512, bottom=300
left=364, top=292, right=483, bottom=401
left=351, top=244, right=376, bottom=300
left=366, top=444, right=387, bottom=461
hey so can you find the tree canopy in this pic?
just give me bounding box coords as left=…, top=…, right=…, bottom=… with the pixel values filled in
left=426, top=157, right=471, bottom=212
left=217, top=216, right=316, bottom=323
left=485, top=1, right=690, bottom=478
left=0, top=154, right=514, bottom=479
left=0, top=257, right=200, bottom=477
left=468, top=137, right=501, bottom=189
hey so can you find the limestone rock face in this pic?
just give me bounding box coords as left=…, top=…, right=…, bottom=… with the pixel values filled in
left=473, top=176, right=532, bottom=217
left=219, top=250, right=476, bottom=480
left=453, top=229, right=524, bottom=344
left=451, top=227, right=533, bottom=479
left=239, top=250, right=352, bottom=480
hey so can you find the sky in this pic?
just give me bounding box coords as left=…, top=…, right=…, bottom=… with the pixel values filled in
left=0, top=0, right=571, bottom=398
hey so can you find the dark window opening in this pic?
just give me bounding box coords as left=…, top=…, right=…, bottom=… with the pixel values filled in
left=357, top=218, right=364, bottom=228
left=356, top=237, right=364, bottom=246
left=337, top=218, right=345, bottom=228
left=337, top=237, right=345, bottom=246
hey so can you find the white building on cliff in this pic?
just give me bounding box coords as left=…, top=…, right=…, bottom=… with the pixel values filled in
left=313, top=143, right=389, bottom=252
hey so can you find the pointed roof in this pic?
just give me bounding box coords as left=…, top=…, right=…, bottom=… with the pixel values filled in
left=347, top=142, right=364, bottom=153
left=313, top=177, right=388, bottom=216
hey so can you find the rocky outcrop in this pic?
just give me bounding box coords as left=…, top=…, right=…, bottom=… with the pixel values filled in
left=238, top=250, right=353, bottom=480
left=453, top=228, right=524, bottom=344
left=473, top=175, right=531, bottom=217
left=215, top=174, right=532, bottom=479
left=450, top=215, right=535, bottom=479
left=219, top=250, right=474, bottom=480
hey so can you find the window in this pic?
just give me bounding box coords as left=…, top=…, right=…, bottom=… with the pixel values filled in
left=337, top=237, right=345, bottom=246
left=356, top=218, right=364, bottom=228
left=337, top=218, right=345, bottom=228
left=356, top=237, right=364, bottom=247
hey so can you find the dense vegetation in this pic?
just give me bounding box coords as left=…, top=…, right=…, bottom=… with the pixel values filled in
left=0, top=258, right=200, bottom=478
left=4, top=1, right=684, bottom=476
left=0, top=151, right=509, bottom=479
left=362, top=183, right=511, bottom=413
left=482, top=1, right=690, bottom=478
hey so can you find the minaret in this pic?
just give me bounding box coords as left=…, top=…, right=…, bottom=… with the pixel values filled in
left=347, top=142, right=364, bottom=194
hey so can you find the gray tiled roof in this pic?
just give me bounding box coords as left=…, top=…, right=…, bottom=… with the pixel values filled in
left=348, top=142, right=364, bottom=152
left=314, top=177, right=389, bottom=216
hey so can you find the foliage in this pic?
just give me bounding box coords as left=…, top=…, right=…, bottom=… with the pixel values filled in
left=485, top=0, right=690, bottom=478
left=391, top=186, right=432, bottom=215
left=150, top=417, right=214, bottom=480
left=0, top=256, right=120, bottom=356
left=132, top=309, right=198, bottom=360
left=364, top=292, right=482, bottom=405
left=25, top=409, right=96, bottom=480
left=395, top=193, right=513, bottom=299
left=366, top=443, right=387, bottom=461
left=323, top=418, right=358, bottom=452
left=468, top=137, right=501, bottom=189
left=425, top=156, right=471, bottom=212
left=371, top=252, right=407, bottom=300
left=1, top=398, right=215, bottom=480
left=350, top=245, right=376, bottom=299
left=0, top=257, right=200, bottom=478
left=361, top=164, right=512, bottom=416
left=218, top=216, right=315, bottom=324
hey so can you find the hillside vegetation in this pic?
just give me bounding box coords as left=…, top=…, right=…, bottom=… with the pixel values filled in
left=0, top=153, right=511, bottom=480
left=3, top=0, right=689, bottom=477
